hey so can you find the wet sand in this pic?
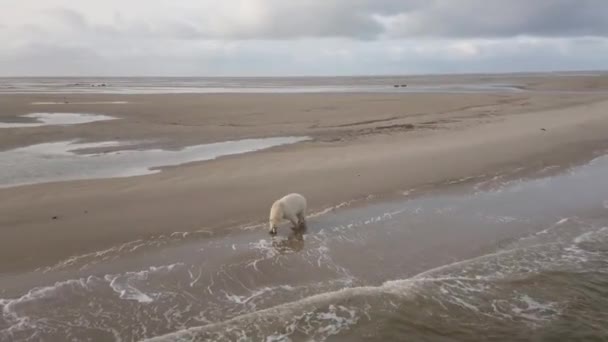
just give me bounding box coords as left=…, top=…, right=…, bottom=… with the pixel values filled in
left=2, top=75, right=608, bottom=274
left=2, top=139, right=608, bottom=341
left=2, top=74, right=608, bottom=341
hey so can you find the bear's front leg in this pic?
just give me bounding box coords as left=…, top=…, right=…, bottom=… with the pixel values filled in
left=286, top=214, right=299, bottom=229
left=297, top=212, right=305, bottom=226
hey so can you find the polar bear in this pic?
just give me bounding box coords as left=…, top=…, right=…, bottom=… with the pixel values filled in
left=269, top=193, right=307, bottom=235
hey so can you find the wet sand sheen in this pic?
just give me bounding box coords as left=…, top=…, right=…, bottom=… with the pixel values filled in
left=30, top=101, right=129, bottom=105
left=2, top=152, right=608, bottom=341
left=0, top=112, right=116, bottom=128
left=3, top=91, right=608, bottom=274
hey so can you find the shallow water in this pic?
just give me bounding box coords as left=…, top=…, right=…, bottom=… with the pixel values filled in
left=0, top=113, right=116, bottom=128
left=1, top=152, right=608, bottom=341
left=0, top=137, right=309, bottom=188
left=0, top=77, right=522, bottom=94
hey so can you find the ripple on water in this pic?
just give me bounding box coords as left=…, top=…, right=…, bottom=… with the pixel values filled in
left=144, top=222, right=608, bottom=342
left=4, top=153, right=608, bottom=341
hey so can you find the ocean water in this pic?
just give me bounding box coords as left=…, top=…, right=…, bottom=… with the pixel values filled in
left=0, top=77, right=522, bottom=94
left=1, top=152, right=608, bottom=341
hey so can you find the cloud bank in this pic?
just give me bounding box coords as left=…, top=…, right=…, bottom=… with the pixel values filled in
left=0, top=0, right=606, bottom=76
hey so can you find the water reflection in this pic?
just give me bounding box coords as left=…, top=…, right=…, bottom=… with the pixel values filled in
left=0, top=137, right=310, bottom=187
left=271, top=224, right=307, bottom=253
left=0, top=113, right=116, bottom=128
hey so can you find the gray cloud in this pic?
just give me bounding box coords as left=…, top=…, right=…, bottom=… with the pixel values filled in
left=1, top=43, right=103, bottom=76
left=147, top=1, right=427, bottom=40
left=3, top=36, right=607, bottom=77
left=1, top=0, right=607, bottom=76
left=129, top=1, right=608, bottom=40
left=26, top=1, right=607, bottom=41
left=380, top=0, right=608, bottom=39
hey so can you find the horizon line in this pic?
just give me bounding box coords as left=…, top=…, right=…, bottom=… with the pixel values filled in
left=1, top=69, right=607, bottom=79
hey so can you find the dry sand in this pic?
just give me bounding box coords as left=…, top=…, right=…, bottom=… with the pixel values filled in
left=2, top=75, right=608, bottom=272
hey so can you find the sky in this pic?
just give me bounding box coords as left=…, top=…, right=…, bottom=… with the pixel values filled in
left=0, top=0, right=607, bottom=76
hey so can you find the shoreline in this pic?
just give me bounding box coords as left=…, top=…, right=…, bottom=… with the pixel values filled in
left=2, top=81, right=608, bottom=273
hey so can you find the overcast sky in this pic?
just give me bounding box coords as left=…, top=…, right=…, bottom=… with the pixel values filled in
left=1, top=0, right=607, bottom=76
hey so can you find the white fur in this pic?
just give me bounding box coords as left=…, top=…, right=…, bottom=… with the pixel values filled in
left=269, top=193, right=307, bottom=234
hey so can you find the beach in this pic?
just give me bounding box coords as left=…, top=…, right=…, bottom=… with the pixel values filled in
left=2, top=74, right=608, bottom=341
